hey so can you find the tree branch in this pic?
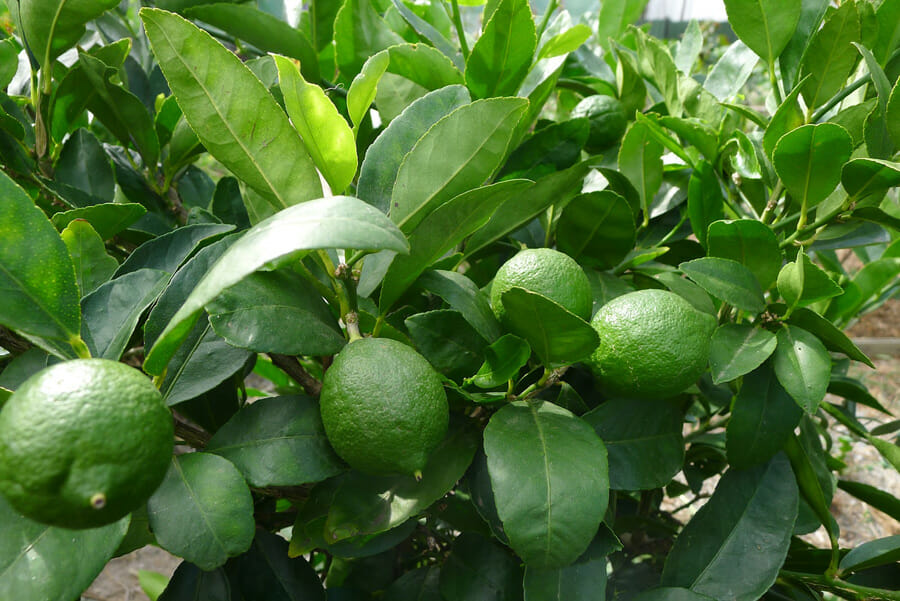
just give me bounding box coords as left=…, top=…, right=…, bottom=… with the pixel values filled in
left=0, top=326, right=32, bottom=356
left=270, top=354, right=323, bottom=397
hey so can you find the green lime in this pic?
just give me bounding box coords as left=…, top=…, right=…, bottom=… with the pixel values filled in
left=491, top=248, right=593, bottom=324
left=0, top=359, right=173, bottom=529
left=319, top=338, right=449, bottom=476
left=571, top=95, right=628, bottom=153
left=587, top=289, right=717, bottom=399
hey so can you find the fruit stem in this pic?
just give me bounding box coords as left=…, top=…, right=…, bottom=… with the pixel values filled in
left=779, top=570, right=900, bottom=601
left=70, top=336, right=92, bottom=359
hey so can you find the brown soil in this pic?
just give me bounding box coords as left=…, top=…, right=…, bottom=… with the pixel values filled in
left=846, top=299, right=900, bottom=338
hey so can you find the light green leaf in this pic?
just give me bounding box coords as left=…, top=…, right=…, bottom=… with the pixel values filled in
left=468, top=334, right=531, bottom=389
left=709, top=323, right=777, bottom=384
left=143, top=196, right=408, bottom=375
left=391, top=97, right=528, bottom=232
left=707, top=219, right=782, bottom=289
left=773, top=325, right=831, bottom=413
left=596, top=0, right=650, bottom=50
left=465, top=0, right=536, bottom=99
left=147, top=453, right=255, bottom=570
left=776, top=250, right=843, bottom=311
left=333, top=0, right=404, bottom=78
left=52, top=203, right=147, bottom=240
left=722, top=0, right=801, bottom=65
left=484, top=401, right=608, bottom=568
left=537, top=24, right=592, bottom=60
left=618, top=121, right=664, bottom=224
left=347, top=51, right=390, bottom=133
left=679, top=257, right=766, bottom=313
left=841, top=158, right=900, bottom=202
left=60, top=219, right=118, bottom=296
left=0, top=497, right=128, bottom=601
left=274, top=55, right=357, bottom=194
left=773, top=123, right=853, bottom=210
left=799, top=1, right=861, bottom=110
left=141, top=8, right=322, bottom=212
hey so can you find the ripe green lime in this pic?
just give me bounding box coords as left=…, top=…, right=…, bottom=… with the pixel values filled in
left=0, top=359, right=173, bottom=529
left=571, top=95, right=628, bottom=153
left=587, top=289, right=717, bottom=399
left=491, top=248, right=593, bottom=324
left=319, top=337, right=449, bottom=476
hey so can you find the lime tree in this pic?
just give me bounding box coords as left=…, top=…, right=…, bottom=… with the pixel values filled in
left=319, top=337, right=449, bottom=476
left=0, top=359, right=173, bottom=529
left=587, top=289, right=717, bottom=399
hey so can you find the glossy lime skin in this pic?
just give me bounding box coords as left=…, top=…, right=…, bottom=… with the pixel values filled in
left=319, top=338, right=449, bottom=476
left=0, top=359, right=173, bottom=529
left=587, top=289, right=717, bottom=399
left=490, top=248, right=593, bottom=326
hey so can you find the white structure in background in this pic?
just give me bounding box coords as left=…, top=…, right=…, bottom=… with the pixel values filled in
left=643, top=0, right=728, bottom=22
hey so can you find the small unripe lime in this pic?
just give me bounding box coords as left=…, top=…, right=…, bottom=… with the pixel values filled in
left=587, top=289, right=716, bottom=399
left=0, top=359, right=173, bottom=529
left=319, top=338, right=449, bottom=476
left=490, top=248, right=593, bottom=325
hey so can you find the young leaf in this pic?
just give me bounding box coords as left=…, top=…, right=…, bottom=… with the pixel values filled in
left=537, top=23, right=592, bottom=60
left=776, top=250, right=843, bottom=311
left=660, top=454, right=798, bottom=601
left=358, top=85, right=471, bottom=213
left=206, top=395, right=345, bottom=487
left=773, top=325, right=831, bottom=414
left=147, top=454, right=255, bottom=570
left=274, top=55, right=356, bottom=195
left=0, top=170, right=83, bottom=358
left=468, top=334, right=531, bottom=388
left=557, top=190, right=636, bottom=269
left=141, top=9, right=322, bottom=211
left=703, top=41, right=759, bottom=101
left=52, top=203, right=147, bottom=240
left=709, top=323, right=777, bottom=384
left=388, top=0, right=461, bottom=67
left=726, top=364, right=802, bottom=469
left=500, top=288, right=599, bottom=367
left=60, top=220, right=118, bottom=296
left=583, top=398, right=684, bottom=490
left=143, top=196, right=408, bottom=375
left=679, top=257, right=766, bottom=313
left=0, top=497, right=128, bottom=601
left=465, top=0, right=536, bottom=99
left=390, top=97, right=528, bottom=232
left=773, top=123, right=853, bottom=210
left=722, top=0, right=800, bottom=65
left=347, top=51, right=390, bottom=133
left=484, top=401, right=609, bottom=568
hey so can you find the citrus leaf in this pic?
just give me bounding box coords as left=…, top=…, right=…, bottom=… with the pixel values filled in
left=143, top=197, right=408, bottom=375
left=828, top=375, right=891, bottom=414
left=347, top=51, right=389, bottom=132
left=228, top=531, right=325, bottom=600
left=383, top=567, right=441, bottom=601
left=703, top=40, right=759, bottom=101
left=54, top=129, right=115, bottom=202
left=709, top=323, right=777, bottom=384
left=148, top=453, right=255, bottom=570
left=114, top=223, right=234, bottom=279
left=141, top=8, right=322, bottom=211
left=137, top=570, right=169, bottom=601
left=469, top=334, right=531, bottom=389
left=889, top=77, right=900, bottom=148
left=773, top=305, right=873, bottom=367
left=838, top=479, right=900, bottom=522
left=207, top=395, right=344, bottom=488
left=440, top=533, right=523, bottom=601
left=417, top=270, right=502, bottom=343
left=380, top=179, right=530, bottom=310
left=773, top=325, right=831, bottom=414
left=799, top=1, right=861, bottom=110
left=52, top=203, right=147, bottom=240
left=0, top=496, right=128, bottom=601
left=0, top=170, right=82, bottom=358
left=773, top=123, right=853, bottom=210
left=660, top=454, right=798, bottom=600
left=358, top=84, right=471, bottom=213
left=484, top=401, right=609, bottom=568
left=388, top=0, right=460, bottom=67
left=783, top=425, right=837, bottom=542
left=777, top=250, right=843, bottom=312
left=557, top=190, right=635, bottom=269
left=523, top=537, right=609, bottom=600
left=500, top=288, right=599, bottom=368
left=583, top=398, right=683, bottom=490
left=333, top=0, right=404, bottom=78
left=685, top=161, right=724, bottom=248
left=465, top=0, right=536, bottom=99
left=157, top=562, right=230, bottom=601
left=679, top=257, right=766, bottom=313
left=538, top=24, right=592, bottom=61
left=723, top=0, right=800, bottom=65
left=274, top=55, right=357, bottom=194
left=726, top=364, right=803, bottom=469
left=82, top=269, right=169, bottom=360
left=839, top=535, right=900, bottom=574
left=841, top=158, right=900, bottom=202
left=60, top=219, right=118, bottom=297
left=206, top=269, right=345, bottom=356
left=618, top=121, right=664, bottom=223
left=763, top=81, right=806, bottom=161
left=633, top=589, right=716, bottom=601
left=390, top=97, right=528, bottom=232
left=406, top=310, right=488, bottom=380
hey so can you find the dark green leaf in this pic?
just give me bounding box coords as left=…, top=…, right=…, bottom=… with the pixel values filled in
left=465, top=0, right=536, bottom=99
left=557, top=190, right=635, bottom=269
left=390, top=97, right=528, bottom=232
left=709, top=323, right=777, bottom=384
left=468, top=334, right=531, bottom=389
left=723, top=0, right=800, bottom=64
left=799, top=2, right=861, bottom=109
left=773, top=325, right=831, bottom=413
left=500, top=118, right=589, bottom=178
left=703, top=223, right=779, bottom=286
left=687, top=161, right=724, bottom=248
left=157, top=562, right=230, bottom=601
left=773, top=123, right=853, bottom=209
left=406, top=310, right=488, bottom=380
left=839, top=535, right=900, bottom=574
left=778, top=0, right=829, bottom=90
left=143, top=196, right=408, bottom=375
left=838, top=479, right=900, bottom=522
left=828, top=375, right=891, bottom=415
left=776, top=306, right=873, bottom=367
left=633, top=589, right=716, bottom=601
left=54, top=129, right=115, bottom=202
left=333, top=0, right=404, bottom=77
left=501, top=287, right=599, bottom=367
left=726, top=364, right=803, bottom=469
left=679, top=257, right=766, bottom=313
left=227, top=530, right=325, bottom=601
left=841, top=158, right=900, bottom=202
left=661, top=454, right=799, bottom=600
left=0, top=170, right=82, bottom=358
left=0, top=496, right=128, bottom=600
left=485, top=401, right=608, bottom=568
left=763, top=81, right=806, bottom=161
left=141, top=9, right=322, bottom=211
left=583, top=397, right=683, bottom=490
left=380, top=179, right=530, bottom=309
left=148, top=453, right=255, bottom=570
left=523, top=536, right=609, bottom=600
left=207, top=269, right=345, bottom=356
left=358, top=85, right=471, bottom=213
left=60, top=219, right=118, bottom=297
left=440, top=532, right=523, bottom=601
left=383, top=566, right=441, bottom=601
left=52, top=203, right=147, bottom=240
left=207, top=395, right=344, bottom=487
left=783, top=423, right=837, bottom=541
left=115, top=223, right=234, bottom=279
left=82, top=268, right=169, bottom=360
left=417, top=270, right=502, bottom=342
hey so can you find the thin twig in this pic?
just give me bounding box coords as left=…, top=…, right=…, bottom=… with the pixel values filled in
left=172, top=412, right=211, bottom=448
left=0, top=326, right=32, bottom=356
left=270, top=354, right=323, bottom=397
